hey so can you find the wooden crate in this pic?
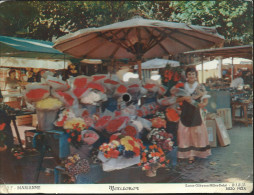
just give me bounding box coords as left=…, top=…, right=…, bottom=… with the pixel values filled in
left=217, top=108, right=232, bottom=129
left=32, top=114, right=38, bottom=127
left=16, top=115, right=32, bottom=126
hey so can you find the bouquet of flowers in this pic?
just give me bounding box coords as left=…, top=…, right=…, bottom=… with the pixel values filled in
left=81, top=130, right=99, bottom=145
left=62, top=153, right=90, bottom=182
left=24, top=83, right=50, bottom=103
left=161, top=64, right=184, bottom=96
left=147, top=128, right=174, bottom=152
left=63, top=117, right=87, bottom=149
left=54, top=108, right=76, bottom=127
left=46, top=75, right=69, bottom=91
left=36, top=97, right=63, bottom=110
left=99, top=134, right=145, bottom=159
left=138, top=144, right=169, bottom=173
left=105, top=116, right=130, bottom=134
left=165, top=107, right=180, bottom=122
left=150, top=117, right=167, bottom=129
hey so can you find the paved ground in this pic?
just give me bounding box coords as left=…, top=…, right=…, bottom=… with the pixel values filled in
left=0, top=123, right=253, bottom=185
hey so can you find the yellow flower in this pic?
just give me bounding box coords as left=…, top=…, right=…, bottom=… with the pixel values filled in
left=36, top=97, right=63, bottom=110
left=63, top=118, right=86, bottom=130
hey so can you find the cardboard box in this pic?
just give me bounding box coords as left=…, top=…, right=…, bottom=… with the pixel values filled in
left=16, top=115, right=32, bottom=126
left=205, top=119, right=217, bottom=147
left=215, top=117, right=231, bottom=146
left=217, top=108, right=232, bottom=129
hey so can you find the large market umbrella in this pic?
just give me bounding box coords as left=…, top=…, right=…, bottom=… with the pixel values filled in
left=53, top=16, right=224, bottom=79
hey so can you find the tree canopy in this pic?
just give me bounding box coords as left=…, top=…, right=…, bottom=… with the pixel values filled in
left=0, top=1, right=252, bottom=46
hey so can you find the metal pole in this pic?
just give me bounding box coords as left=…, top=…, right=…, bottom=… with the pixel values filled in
left=218, top=57, right=222, bottom=78
left=138, top=60, right=142, bottom=80
left=201, top=55, right=204, bottom=83
left=231, top=57, right=234, bottom=81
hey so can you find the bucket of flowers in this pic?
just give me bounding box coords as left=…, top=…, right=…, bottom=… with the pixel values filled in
left=138, top=144, right=169, bottom=177
left=63, top=117, right=87, bottom=149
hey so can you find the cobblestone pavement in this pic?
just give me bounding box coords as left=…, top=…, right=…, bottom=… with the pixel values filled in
left=0, top=123, right=253, bottom=185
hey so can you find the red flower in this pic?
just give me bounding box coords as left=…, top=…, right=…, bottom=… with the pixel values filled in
left=95, top=116, right=112, bottom=128
left=165, top=108, right=180, bottom=122
left=71, top=133, right=75, bottom=137
left=116, top=85, right=127, bottom=94
left=92, top=75, right=107, bottom=82
left=175, top=82, right=184, bottom=88
left=25, top=88, right=49, bottom=102
left=144, top=83, right=156, bottom=89
left=104, top=79, right=119, bottom=85
left=66, top=129, right=70, bottom=133
left=73, top=77, right=88, bottom=88
left=73, top=87, right=88, bottom=98
left=173, top=72, right=180, bottom=82
left=56, top=91, right=74, bottom=106
left=0, top=123, right=6, bottom=131
left=124, top=125, right=137, bottom=137
left=67, top=138, right=72, bottom=142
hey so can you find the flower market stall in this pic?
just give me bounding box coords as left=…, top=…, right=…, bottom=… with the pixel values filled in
left=20, top=65, right=190, bottom=183
left=47, top=16, right=225, bottom=183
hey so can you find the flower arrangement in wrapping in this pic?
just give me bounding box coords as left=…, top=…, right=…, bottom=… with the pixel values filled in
left=147, top=128, right=174, bottom=152
left=103, top=78, right=120, bottom=97
left=63, top=117, right=87, bottom=149
left=150, top=117, right=166, bottom=128
left=91, top=74, right=107, bottom=83
left=52, top=90, right=77, bottom=107
left=138, top=144, right=169, bottom=171
left=80, top=88, right=107, bottom=105
left=105, top=116, right=130, bottom=134
left=157, top=96, right=177, bottom=106
left=99, top=134, right=145, bottom=159
left=81, top=130, right=99, bottom=145
left=114, top=84, right=128, bottom=98
left=36, top=97, right=63, bottom=110
left=71, top=75, right=91, bottom=98
left=161, top=64, right=183, bottom=96
left=24, top=83, right=50, bottom=103
left=138, top=102, right=159, bottom=117
left=62, top=153, right=90, bottom=182
left=165, top=107, right=180, bottom=122
left=122, top=123, right=138, bottom=137
left=46, top=75, right=69, bottom=91
left=54, top=108, right=76, bottom=127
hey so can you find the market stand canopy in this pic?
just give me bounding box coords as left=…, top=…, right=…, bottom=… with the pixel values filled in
left=0, top=57, right=70, bottom=70
left=184, top=45, right=253, bottom=60
left=134, top=58, right=180, bottom=70
left=53, top=17, right=225, bottom=60
left=0, top=35, right=70, bottom=59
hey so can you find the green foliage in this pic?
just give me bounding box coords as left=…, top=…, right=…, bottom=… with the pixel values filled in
left=170, top=1, right=253, bottom=46
left=0, top=1, right=252, bottom=46
left=0, top=1, right=38, bottom=36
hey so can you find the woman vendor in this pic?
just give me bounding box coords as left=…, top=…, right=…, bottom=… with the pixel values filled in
left=176, top=67, right=211, bottom=163
left=4, top=69, right=21, bottom=101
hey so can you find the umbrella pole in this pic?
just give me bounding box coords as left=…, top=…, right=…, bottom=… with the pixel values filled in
left=201, top=55, right=204, bottom=83
left=218, top=57, right=222, bottom=79
left=138, top=60, right=142, bottom=80
left=231, top=57, right=234, bottom=81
